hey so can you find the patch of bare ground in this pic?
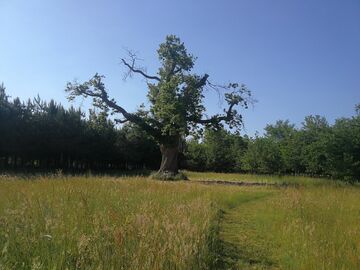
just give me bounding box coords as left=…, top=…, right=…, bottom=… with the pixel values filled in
left=194, top=180, right=292, bottom=187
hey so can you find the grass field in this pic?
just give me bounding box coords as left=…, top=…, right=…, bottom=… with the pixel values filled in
left=0, top=173, right=359, bottom=269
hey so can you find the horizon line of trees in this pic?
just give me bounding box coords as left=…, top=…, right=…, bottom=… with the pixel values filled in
left=186, top=110, right=360, bottom=181
left=0, top=83, right=160, bottom=172
left=1, top=83, right=359, bottom=181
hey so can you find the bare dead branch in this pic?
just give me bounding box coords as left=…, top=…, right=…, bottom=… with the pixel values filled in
left=205, top=80, right=229, bottom=107
left=120, top=57, right=160, bottom=81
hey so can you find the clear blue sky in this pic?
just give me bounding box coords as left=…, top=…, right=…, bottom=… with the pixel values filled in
left=1, top=0, right=359, bottom=136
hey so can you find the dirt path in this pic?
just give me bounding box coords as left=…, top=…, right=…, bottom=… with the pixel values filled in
left=194, top=180, right=291, bottom=187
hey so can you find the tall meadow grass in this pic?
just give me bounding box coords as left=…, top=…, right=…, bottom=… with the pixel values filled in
left=0, top=176, right=220, bottom=269
left=1, top=173, right=359, bottom=269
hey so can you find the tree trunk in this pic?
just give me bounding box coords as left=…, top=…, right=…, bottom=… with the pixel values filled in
left=158, top=144, right=179, bottom=175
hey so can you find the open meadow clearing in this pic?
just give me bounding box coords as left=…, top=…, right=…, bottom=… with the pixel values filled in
left=0, top=173, right=359, bottom=270
left=2, top=1, right=359, bottom=269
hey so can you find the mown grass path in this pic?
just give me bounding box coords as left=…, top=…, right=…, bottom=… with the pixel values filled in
left=218, top=191, right=278, bottom=269
left=215, top=183, right=360, bottom=270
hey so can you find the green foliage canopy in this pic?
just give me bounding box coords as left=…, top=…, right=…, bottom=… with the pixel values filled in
left=66, top=35, right=252, bottom=146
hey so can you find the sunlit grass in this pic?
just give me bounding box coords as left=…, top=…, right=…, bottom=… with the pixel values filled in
left=0, top=176, right=222, bottom=269
left=0, top=173, right=359, bottom=269
left=221, top=186, right=360, bottom=269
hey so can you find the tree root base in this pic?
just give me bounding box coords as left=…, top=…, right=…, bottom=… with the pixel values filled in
left=150, top=171, right=188, bottom=181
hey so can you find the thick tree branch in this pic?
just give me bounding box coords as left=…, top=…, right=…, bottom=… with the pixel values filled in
left=121, top=58, right=160, bottom=81
left=182, top=73, right=209, bottom=96
left=100, top=95, right=164, bottom=140
left=114, top=118, right=129, bottom=124
left=189, top=80, right=252, bottom=127
left=166, top=62, right=183, bottom=80
left=66, top=75, right=164, bottom=140
left=196, top=74, right=209, bottom=88
left=194, top=102, right=236, bottom=124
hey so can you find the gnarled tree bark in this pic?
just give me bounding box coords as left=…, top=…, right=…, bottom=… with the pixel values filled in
left=158, top=144, right=179, bottom=175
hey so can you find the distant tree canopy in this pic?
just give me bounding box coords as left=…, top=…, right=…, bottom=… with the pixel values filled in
left=65, top=35, right=252, bottom=179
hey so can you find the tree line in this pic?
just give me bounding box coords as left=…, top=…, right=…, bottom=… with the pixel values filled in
left=1, top=83, right=359, bottom=181
left=186, top=111, right=360, bottom=182
left=0, top=83, right=160, bottom=172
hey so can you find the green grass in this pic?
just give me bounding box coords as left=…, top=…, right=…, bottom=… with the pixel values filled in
left=0, top=173, right=359, bottom=269
left=0, top=176, right=221, bottom=269
left=220, top=186, right=360, bottom=270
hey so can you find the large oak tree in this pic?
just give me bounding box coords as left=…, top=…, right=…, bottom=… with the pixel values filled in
left=66, top=35, right=251, bottom=178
